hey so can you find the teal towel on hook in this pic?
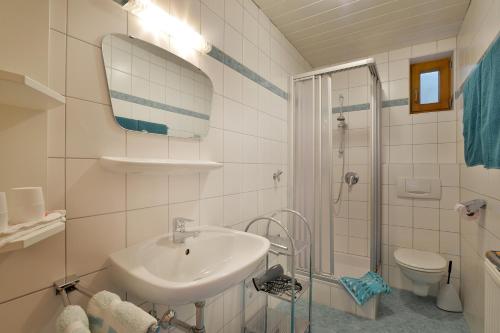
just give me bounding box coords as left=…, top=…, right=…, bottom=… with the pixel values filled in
left=463, top=36, right=500, bottom=169
left=339, top=272, right=391, bottom=305
left=479, top=38, right=500, bottom=168
left=463, top=65, right=483, bottom=167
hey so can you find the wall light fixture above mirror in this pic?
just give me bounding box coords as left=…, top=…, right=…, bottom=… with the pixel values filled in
left=102, top=34, right=213, bottom=138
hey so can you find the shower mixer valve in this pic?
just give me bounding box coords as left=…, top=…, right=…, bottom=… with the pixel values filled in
left=345, top=172, right=359, bottom=186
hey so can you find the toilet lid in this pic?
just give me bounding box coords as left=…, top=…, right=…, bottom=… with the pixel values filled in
left=394, top=248, right=447, bottom=272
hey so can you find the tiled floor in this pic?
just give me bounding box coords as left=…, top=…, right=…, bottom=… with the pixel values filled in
left=295, top=289, right=470, bottom=333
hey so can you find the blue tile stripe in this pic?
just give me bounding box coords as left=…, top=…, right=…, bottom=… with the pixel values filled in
left=332, top=98, right=409, bottom=113
left=382, top=98, right=409, bottom=108
left=115, top=116, right=169, bottom=135
left=333, top=103, right=370, bottom=113
left=207, top=46, right=288, bottom=100
left=110, top=90, right=210, bottom=121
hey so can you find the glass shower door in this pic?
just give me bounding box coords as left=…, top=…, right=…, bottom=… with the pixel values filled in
left=292, top=75, right=334, bottom=277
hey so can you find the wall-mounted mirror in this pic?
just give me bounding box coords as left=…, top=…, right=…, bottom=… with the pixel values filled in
left=102, top=34, right=213, bottom=138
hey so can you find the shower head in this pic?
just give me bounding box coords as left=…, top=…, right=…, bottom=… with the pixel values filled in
left=337, top=94, right=346, bottom=128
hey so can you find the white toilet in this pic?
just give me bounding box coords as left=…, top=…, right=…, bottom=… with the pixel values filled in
left=394, top=248, right=447, bottom=296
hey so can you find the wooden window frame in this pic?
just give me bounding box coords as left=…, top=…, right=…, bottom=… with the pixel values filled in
left=410, top=58, right=452, bottom=114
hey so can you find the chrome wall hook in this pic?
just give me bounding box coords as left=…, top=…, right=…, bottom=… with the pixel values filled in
left=273, top=169, right=283, bottom=182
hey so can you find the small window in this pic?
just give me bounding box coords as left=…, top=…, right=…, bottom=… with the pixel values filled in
left=410, top=58, right=452, bottom=113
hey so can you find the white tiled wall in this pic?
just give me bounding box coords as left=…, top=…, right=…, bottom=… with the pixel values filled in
left=455, top=1, right=500, bottom=332
left=374, top=38, right=462, bottom=294
left=0, top=0, right=310, bottom=332
left=332, top=67, right=371, bottom=264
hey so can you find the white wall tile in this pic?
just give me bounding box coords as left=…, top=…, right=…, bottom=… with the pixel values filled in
left=66, top=159, right=125, bottom=218
left=127, top=174, right=169, bottom=210
left=390, top=145, right=412, bottom=163
left=223, top=67, right=243, bottom=101
left=67, top=37, right=110, bottom=104
left=413, top=229, right=439, bottom=252
left=412, top=123, right=437, bottom=144
left=413, top=207, right=439, bottom=230
left=200, top=168, right=223, bottom=198
left=127, top=205, right=169, bottom=246
left=169, top=174, right=199, bottom=203
left=411, top=41, right=437, bottom=58
left=67, top=0, right=126, bottom=46
left=389, top=79, right=409, bottom=99
left=49, top=29, right=66, bottom=95
left=201, top=3, right=224, bottom=49
left=438, top=143, right=456, bottom=163
left=389, top=59, right=409, bottom=81
left=47, top=158, right=65, bottom=211
left=200, top=196, right=224, bottom=226
left=224, top=24, right=242, bottom=62
left=388, top=47, right=411, bottom=61
left=225, top=0, right=243, bottom=32
left=440, top=209, right=459, bottom=232
left=413, top=144, right=437, bottom=163
left=66, top=98, right=126, bottom=158
left=440, top=231, right=460, bottom=255
left=438, top=122, right=456, bottom=143
left=390, top=125, right=412, bottom=145
left=0, top=288, right=62, bottom=333
left=67, top=212, right=125, bottom=275
left=389, top=206, right=412, bottom=227
left=0, top=233, right=64, bottom=303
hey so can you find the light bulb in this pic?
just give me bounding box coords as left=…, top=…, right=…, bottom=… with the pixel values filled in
left=122, top=0, right=211, bottom=53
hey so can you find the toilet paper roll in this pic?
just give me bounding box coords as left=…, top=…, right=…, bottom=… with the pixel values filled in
left=454, top=203, right=480, bottom=221
left=0, top=192, right=7, bottom=232
left=8, top=187, right=45, bottom=224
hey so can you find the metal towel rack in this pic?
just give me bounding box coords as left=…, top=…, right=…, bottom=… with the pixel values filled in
left=53, top=275, right=197, bottom=333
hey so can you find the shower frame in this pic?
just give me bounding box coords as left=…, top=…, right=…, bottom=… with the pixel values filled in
left=288, top=58, right=381, bottom=282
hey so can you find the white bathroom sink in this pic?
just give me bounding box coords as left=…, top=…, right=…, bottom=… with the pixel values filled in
left=109, top=226, right=270, bottom=305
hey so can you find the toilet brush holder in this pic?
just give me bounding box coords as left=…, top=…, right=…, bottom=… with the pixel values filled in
left=436, top=261, right=462, bottom=312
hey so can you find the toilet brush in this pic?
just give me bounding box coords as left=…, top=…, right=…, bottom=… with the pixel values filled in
left=436, top=261, right=463, bottom=312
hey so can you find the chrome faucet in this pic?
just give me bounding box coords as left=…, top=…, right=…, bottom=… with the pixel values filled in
left=172, top=217, right=199, bottom=244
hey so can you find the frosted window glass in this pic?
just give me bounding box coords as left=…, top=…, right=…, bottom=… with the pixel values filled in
left=420, top=71, right=439, bottom=104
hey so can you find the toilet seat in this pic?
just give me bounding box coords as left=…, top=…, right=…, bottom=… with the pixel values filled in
left=394, top=248, right=446, bottom=273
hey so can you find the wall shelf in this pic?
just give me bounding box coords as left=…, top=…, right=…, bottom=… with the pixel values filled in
left=0, top=69, right=65, bottom=110
left=0, top=222, right=65, bottom=254
left=100, top=156, right=223, bottom=175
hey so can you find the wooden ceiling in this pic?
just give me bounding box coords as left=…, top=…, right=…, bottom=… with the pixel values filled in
left=253, top=0, right=470, bottom=67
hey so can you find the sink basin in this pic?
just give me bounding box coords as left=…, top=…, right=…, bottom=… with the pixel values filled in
left=109, top=226, right=270, bottom=305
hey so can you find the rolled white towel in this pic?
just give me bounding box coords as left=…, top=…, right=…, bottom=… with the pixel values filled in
left=87, top=291, right=121, bottom=333
left=87, top=290, right=157, bottom=333
left=108, top=301, right=157, bottom=333
left=56, top=305, right=90, bottom=333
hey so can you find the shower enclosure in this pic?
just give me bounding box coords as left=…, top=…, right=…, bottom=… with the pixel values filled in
left=290, top=59, right=381, bottom=282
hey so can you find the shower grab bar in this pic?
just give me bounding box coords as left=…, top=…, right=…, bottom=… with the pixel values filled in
left=270, top=241, right=289, bottom=250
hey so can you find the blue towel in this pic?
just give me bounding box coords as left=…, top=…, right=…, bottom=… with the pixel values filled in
left=479, top=38, right=500, bottom=168
left=339, top=272, right=391, bottom=305
left=463, top=36, right=500, bottom=168
left=463, top=65, right=483, bottom=167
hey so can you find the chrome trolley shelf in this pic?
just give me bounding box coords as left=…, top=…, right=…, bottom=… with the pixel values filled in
left=243, top=209, right=313, bottom=333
